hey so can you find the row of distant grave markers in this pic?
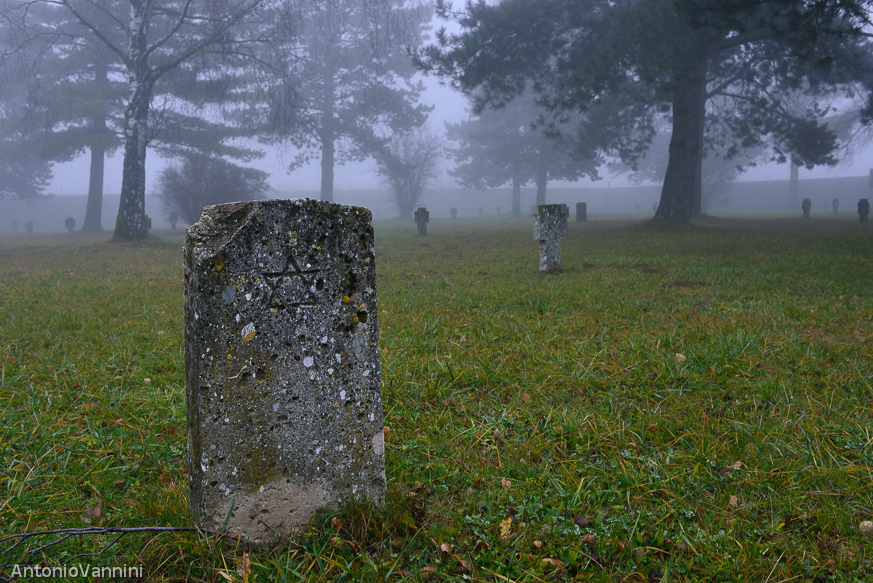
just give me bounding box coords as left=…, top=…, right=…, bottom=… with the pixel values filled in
left=802, top=198, right=869, bottom=222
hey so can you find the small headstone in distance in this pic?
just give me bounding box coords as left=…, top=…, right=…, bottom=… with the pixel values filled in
left=25, top=221, right=34, bottom=234
left=533, top=204, right=567, bottom=272
left=184, top=199, right=385, bottom=543
left=859, top=198, right=870, bottom=223
left=170, top=212, right=179, bottom=230
left=478, top=207, right=484, bottom=217
left=414, top=207, right=429, bottom=236
left=450, top=208, right=457, bottom=220
left=65, top=217, right=75, bottom=234
left=576, top=202, right=587, bottom=223
left=832, top=198, right=839, bottom=214
left=802, top=198, right=811, bottom=219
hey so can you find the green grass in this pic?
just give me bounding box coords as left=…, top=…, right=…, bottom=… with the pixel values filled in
left=1, top=217, right=872, bottom=582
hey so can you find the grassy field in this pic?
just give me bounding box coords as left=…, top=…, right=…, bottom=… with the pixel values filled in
left=1, top=216, right=872, bottom=582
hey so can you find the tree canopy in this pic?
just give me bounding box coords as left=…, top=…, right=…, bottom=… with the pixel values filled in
left=418, top=0, right=873, bottom=221
left=263, top=0, right=432, bottom=202
left=446, top=94, right=600, bottom=216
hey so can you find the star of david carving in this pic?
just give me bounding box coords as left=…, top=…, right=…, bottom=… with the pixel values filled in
left=260, top=250, right=321, bottom=309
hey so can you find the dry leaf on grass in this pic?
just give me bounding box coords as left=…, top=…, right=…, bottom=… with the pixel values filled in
left=541, top=558, right=563, bottom=568
left=440, top=542, right=453, bottom=554
left=501, top=477, right=512, bottom=490
left=236, top=552, right=251, bottom=581
left=859, top=520, right=873, bottom=533
left=499, top=517, right=512, bottom=540
left=674, top=353, right=686, bottom=363
left=729, top=495, right=739, bottom=508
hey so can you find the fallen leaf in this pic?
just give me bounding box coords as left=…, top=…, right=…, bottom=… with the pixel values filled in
left=236, top=552, right=251, bottom=582
left=580, top=534, right=596, bottom=544
left=729, top=495, right=739, bottom=508
left=440, top=542, right=453, bottom=554
left=521, top=393, right=531, bottom=402
left=727, top=461, right=743, bottom=471
left=84, top=502, right=102, bottom=523
left=216, top=572, right=235, bottom=582
left=332, top=516, right=342, bottom=530
left=475, top=540, right=489, bottom=550
left=541, top=558, right=563, bottom=568
left=532, top=540, right=544, bottom=549
left=453, top=555, right=472, bottom=571
left=421, top=565, right=437, bottom=575
left=860, top=520, right=873, bottom=533
left=499, top=516, right=512, bottom=540
left=574, top=516, right=593, bottom=527
left=674, top=353, right=686, bottom=363
left=501, top=477, right=512, bottom=490
left=383, top=426, right=392, bottom=437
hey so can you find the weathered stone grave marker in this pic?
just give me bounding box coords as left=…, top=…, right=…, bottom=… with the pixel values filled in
left=802, top=198, right=811, bottom=219
left=533, top=204, right=567, bottom=272
left=576, top=202, right=587, bottom=223
left=859, top=198, right=870, bottom=223
left=184, top=199, right=384, bottom=543
left=832, top=198, right=839, bottom=214
left=450, top=208, right=457, bottom=220
left=414, top=207, right=429, bottom=236
left=65, top=217, right=75, bottom=235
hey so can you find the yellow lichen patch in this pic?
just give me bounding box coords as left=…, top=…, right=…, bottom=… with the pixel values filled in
left=243, top=330, right=255, bottom=342
left=343, top=296, right=351, bottom=303
left=215, top=263, right=224, bottom=271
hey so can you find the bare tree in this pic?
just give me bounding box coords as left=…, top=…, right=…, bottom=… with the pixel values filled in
left=375, top=127, right=442, bottom=219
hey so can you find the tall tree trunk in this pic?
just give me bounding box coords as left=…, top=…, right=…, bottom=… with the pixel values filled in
left=512, top=170, right=521, bottom=217
left=535, top=149, right=548, bottom=206
left=113, top=0, right=151, bottom=240
left=114, top=86, right=150, bottom=240
left=657, top=51, right=707, bottom=223
left=788, top=162, right=799, bottom=208
left=320, top=71, right=336, bottom=202
left=82, top=61, right=108, bottom=232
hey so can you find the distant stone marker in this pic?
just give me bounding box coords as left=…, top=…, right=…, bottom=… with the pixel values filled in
left=576, top=202, right=587, bottom=223
left=533, top=204, right=567, bottom=272
left=184, top=199, right=385, bottom=543
left=450, top=207, right=457, bottom=220
left=859, top=198, right=870, bottom=223
left=802, top=198, right=811, bottom=219
left=65, top=217, right=75, bottom=235
left=832, top=198, right=839, bottom=214
left=414, top=207, right=429, bottom=236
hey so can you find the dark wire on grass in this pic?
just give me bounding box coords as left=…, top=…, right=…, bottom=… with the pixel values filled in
left=0, top=526, right=246, bottom=583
